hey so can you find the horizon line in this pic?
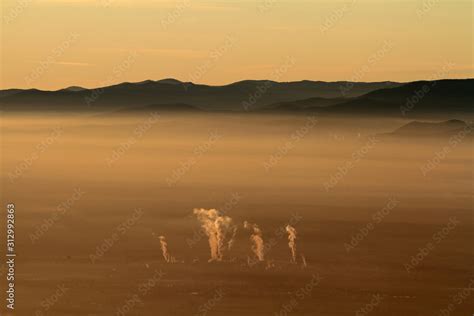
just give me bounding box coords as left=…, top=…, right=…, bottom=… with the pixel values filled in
left=2, top=77, right=473, bottom=92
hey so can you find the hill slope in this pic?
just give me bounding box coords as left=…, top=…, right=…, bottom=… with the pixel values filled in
left=0, top=79, right=401, bottom=112
left=379, top=119, right=473, bottom=139
left=272, top=79, right=474, bottom=118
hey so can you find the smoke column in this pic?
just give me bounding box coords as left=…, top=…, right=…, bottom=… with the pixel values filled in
left=158, top=235, right=170, bottom=263
left=244, top=221, right=265, bottom=262
left=193, top=208, right=236, bottom=262
left=285, top=225, right=297, bottom=263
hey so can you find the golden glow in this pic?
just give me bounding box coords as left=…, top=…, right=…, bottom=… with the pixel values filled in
left=1, top=0, right=472, bottom=90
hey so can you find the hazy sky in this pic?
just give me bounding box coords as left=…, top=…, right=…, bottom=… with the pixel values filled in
left=1, top=0, right=472, bottom=90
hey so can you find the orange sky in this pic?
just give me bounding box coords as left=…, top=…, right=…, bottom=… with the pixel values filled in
left=1, top=0, right=472, bottom=90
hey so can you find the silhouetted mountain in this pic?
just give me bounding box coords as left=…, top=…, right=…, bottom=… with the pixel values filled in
left=264, top=97, right=348, bottom=111
left=2, top=79, right=472, bottom=118
left=324, top=79, right=474, bottom=117
left=0, top=79, right=401, bottom=112
left=118, top=103, right=201, bottom=112
left=61, top=86, right=87, bottom=92
left=274, top=79, right=474, bottom=118
left=379, top=119, right=473, bottom=139
left=156, top=78, right=185, bottom=85
left=392, top=119, right=467, bottom=135
left=0, top=89, right=25, bottom=98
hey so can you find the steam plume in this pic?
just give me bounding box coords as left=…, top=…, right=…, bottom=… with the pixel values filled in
left=154, top=234, right=176, bottom=263
left=158, top=235, right=171, bottom=262
left=193, top=208, right=237, bottom=262
left=244, top=221, right=265, bottom=261
left=285, top=225, right=297, bottom=263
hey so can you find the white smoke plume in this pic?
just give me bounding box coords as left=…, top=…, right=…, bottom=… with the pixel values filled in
left=285, top=225, right=297, bottom=263
left=158, top=235, right=171, bottom=262
left=154, top=234, right=176, bottom=263
left=244, top=221, right=265, bottom=262
left=193, top=208, right=237, bottom=262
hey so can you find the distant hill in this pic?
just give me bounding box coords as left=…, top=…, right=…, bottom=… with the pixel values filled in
left=116, top=103, right=201, bottom=112
left=0, top=89, right=25, bottom=98
left=1, top=79, right=472, bottom=118
left=324, top=79, right=474, bottom=118
left=379, top=119, right=473, bottom=139
left=391, top=119, right=467, bottom=135
left=271, top=79, right=474, bottom=118
left=264, top=96, right=348, bottom=111
left=61, top=86, right=87, bottom=92
left=0, top=79, right=401, bottom=112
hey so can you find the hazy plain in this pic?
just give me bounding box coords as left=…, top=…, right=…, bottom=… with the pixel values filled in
left=0, top=112, right=472, bottom=315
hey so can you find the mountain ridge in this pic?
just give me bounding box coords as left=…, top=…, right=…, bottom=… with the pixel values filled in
left=0, top=79, right=403, bottom=111
left=1, top=78, right=472, bottom=119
